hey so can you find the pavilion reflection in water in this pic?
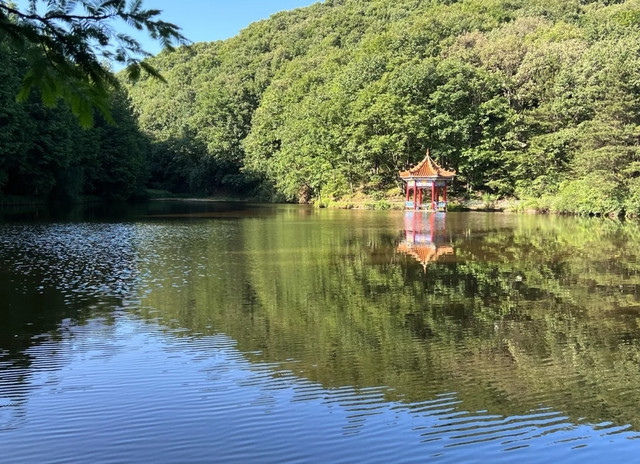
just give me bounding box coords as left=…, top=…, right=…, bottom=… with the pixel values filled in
left=397, top=211, right=454, bottom=271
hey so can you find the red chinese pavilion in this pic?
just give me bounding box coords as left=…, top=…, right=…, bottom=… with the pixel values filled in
left=399, top=149, right=455, bottom=211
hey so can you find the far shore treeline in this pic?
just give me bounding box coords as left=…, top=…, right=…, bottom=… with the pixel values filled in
left=3, top=0, right=640, bottom=215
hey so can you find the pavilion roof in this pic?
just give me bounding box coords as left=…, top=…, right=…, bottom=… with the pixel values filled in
left=399, top=149, right=456, bottom=180
left=397, top=242, right=455, bottom=270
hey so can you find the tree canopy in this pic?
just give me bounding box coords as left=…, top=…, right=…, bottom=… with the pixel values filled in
left=0, top=34, right=151, bottom=202
left=0, top=0, right=186, bottom=126
left=5, top=0, right=640, bottom=214
left=122, top=0, right=640, bottom=215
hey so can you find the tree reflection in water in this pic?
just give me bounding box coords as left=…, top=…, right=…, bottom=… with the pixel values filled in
left=2, top=206, right=640, bottom=437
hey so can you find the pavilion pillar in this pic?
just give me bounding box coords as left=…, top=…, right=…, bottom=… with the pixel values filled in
left=431, top=183, right=435, bottom=211
left=443, top=185, right=447, bottom=202
left=413, top=183, right=417, bottom=210
left=418, top=189, right=423, bottom=209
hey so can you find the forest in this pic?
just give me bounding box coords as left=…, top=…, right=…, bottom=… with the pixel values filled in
left=3, top=0, right=640, bottom=215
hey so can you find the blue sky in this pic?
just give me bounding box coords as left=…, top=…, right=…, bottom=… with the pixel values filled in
left=140, top=0, right=321, bottom=54
left=16, top=0, right=321, bottom=66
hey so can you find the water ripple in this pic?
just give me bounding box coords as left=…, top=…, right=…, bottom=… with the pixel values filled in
left=1, top=312, right=640, bottom=463
left=3, top=212, right=640, bottom=463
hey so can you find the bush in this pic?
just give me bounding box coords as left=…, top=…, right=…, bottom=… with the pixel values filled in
left=551, top=176, right=624, bottom=216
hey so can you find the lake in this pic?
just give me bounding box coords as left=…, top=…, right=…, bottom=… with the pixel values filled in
left=2, top=201, right=640, bottom=463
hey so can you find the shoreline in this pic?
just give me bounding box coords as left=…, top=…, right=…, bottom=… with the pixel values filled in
left=0, top=193, right=628, bottom=218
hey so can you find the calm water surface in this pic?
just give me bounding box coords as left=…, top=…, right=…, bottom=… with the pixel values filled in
left=2, top=201, right=640, bottom=463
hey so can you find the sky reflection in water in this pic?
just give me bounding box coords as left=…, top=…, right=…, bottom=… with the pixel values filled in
left=2, top=203, right=640, bottom=463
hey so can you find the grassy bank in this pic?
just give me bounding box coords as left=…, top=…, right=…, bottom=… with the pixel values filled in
left=315, top=191, right=520, bottom=212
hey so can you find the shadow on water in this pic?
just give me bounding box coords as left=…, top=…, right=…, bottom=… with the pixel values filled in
left=0, top=199, right=292, bottom=223
left=0, top=201, right=139, bottom=222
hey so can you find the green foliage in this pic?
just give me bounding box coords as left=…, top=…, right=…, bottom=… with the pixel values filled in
left=0, top=0, right=186, bottom=126
left=551, top=176, right=624, bottom=215
left=7, top=0, right=640, bottom=212
left=0, top=39, right=150, bottom=202
left=121, top=0, right=640, bottom=214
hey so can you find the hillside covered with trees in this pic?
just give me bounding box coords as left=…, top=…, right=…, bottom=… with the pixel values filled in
left=0, top=0, right=184, bottom=203
left=0, top=38, right=150, bottom=202
left=4, top=0, right=640, bottom=215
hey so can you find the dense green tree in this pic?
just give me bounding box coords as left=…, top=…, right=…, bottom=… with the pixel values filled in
left=0, top=37, right=150, bottom=202
left=0, top=0, right=186, bottom=126
left=7, top=0, right=640, bottom=213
